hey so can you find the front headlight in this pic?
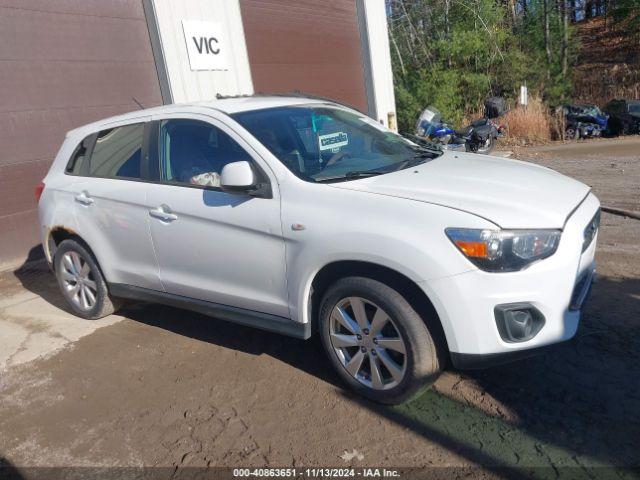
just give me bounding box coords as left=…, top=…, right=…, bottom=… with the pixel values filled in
left=445, top=228, right=561, bottom=272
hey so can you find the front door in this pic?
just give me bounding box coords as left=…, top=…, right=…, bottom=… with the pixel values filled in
left=145, top=116, right=289, bottom=318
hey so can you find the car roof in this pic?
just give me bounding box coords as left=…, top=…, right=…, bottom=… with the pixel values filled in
left=65, top=95, right=337, bottom=139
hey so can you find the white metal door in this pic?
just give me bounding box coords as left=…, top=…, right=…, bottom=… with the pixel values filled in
left=71, top=178, right=163, bottom=292
left=146, top=115, right=289, bottom=317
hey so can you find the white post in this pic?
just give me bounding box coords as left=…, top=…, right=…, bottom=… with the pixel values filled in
left=519, top=85, right=528, bottom=108
left=357, top=0, right=397, bottom=130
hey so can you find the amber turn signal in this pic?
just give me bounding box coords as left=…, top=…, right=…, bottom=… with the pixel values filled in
left=454, top=241, right=488, bottom=258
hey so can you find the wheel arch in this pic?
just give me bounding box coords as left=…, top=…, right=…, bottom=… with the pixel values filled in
left=47, top=227, right=102, bottom=276
left=45, top=226, right=75, bottom=266
left=307, top=260, right=450, bottom=364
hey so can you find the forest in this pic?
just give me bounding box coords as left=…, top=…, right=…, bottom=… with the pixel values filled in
left=387, top=0, right=640, bottom=133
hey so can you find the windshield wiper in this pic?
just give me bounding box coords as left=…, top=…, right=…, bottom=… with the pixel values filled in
left=390, top=147, right=437, bottom=172
left=345, top=170, right=387, bottom=178
left=314, top=170, right=387, bottom=183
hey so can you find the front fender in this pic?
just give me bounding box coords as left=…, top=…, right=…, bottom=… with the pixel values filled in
left=289, top=239, right=441, bottom=325
left=280, top=182, right=494, bottom=324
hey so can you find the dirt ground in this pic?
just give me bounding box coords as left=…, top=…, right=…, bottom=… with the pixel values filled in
left=509, top=136, right=640, bottom=212
left=1, top=138, right=639, bottom=479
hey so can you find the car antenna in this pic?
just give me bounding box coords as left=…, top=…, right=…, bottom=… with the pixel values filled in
left=132, top=97, right=145, bottom=109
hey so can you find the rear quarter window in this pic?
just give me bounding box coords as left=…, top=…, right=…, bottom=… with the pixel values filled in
left=65, top=135, right=94, bottom=175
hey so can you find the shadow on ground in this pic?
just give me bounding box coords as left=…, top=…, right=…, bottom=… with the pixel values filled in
left=0, top=457, right=24, bottom=480
left=353, top=275, right=640, bottom=476
left=11, top=250, right=640, bottom=475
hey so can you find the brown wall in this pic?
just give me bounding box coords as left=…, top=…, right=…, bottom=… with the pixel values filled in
left=0, top=0, right=162, bottom=268
left=239, top=0, right=368, bottom=112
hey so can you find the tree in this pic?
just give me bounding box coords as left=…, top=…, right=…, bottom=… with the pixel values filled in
left=387, top=0, right=579, bottom=131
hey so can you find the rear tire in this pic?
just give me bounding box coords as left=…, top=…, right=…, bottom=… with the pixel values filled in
left=466, top=136, right=495, bottom=155
left=477, top=135, right=496, bottom=154
left=53, top=239, right=121, bottom=319
left=318, top=277, right=441, bottom=405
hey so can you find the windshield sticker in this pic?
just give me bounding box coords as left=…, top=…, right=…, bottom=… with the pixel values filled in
left=318, top=131, right=349, bottom=151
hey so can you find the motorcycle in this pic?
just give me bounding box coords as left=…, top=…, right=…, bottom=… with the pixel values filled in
left=415, top=105, right=504, bottom=155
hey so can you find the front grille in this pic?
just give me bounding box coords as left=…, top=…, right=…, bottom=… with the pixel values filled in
left=582, top=209, right=600, bottom=253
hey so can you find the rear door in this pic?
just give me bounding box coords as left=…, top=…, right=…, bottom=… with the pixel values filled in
left=68, top=120, right=162, bottom=291
left=144, top=113, right=289, bottom=318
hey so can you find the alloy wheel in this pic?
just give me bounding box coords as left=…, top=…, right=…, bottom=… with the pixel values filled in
left=60, top=251, right=97, bottom=311
left=329, top=297, right=407, bottom=390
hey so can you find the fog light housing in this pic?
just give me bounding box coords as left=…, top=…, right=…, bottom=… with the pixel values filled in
left=494, top=303, right=545, bottom=343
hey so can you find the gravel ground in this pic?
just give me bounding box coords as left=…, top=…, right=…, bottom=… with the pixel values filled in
left=0, top=139, right=639, bottom=479
left=509, top=136, right=640, bottom=212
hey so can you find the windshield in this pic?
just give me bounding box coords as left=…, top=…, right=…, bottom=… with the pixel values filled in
left=629, top=102, right=640, bottom=114
left=233, top=105, right=441, bottom=182
left=415, top=106, right=444, bottom=137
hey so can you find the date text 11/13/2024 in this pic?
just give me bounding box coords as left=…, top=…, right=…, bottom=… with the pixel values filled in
left=232, top=468, right=401, bottom=478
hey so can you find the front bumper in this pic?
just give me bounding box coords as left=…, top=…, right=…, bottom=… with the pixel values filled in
left=420, top=193, right=600, bottom=368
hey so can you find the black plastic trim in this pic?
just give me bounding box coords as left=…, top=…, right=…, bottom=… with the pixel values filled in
left=494, top=302, right=545, bottom=343
left=108, top=283, right=311, bottom=340
left=450, top=342, right=563, bottom=370
left=570, top=269, right=596, bottom=311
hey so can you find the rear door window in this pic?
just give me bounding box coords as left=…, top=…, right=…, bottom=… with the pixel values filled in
left=88, top=123, right=145, bottom=179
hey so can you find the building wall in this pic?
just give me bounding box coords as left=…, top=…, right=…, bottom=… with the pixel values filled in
left=239, top=0, right=368, bottom=113
left=0, top=0, right=397, bottom=269
left=0, top=0, right=162, bottom=268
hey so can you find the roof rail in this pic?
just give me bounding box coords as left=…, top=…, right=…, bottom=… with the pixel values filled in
left=214, top=91, right=364, bottom=114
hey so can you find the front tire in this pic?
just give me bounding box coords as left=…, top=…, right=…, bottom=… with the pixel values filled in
left=318, top=277, right=441, bottom=404
left=53, top=239, right=121, bottom=319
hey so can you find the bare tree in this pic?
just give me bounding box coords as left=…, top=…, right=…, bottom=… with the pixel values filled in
left=543, top=0, right=553, bottom=78
left=562, top=0, right=570, bottom=76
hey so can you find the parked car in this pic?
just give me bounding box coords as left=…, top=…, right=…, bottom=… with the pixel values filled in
left=602, top=99, right=640, bottom=135
left=562, top=104, right=608, bottom=139
left=37, top=96, right=600, bottom=404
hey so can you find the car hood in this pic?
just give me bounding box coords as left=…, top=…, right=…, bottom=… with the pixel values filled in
left=329, top=152, right=590, bottom=229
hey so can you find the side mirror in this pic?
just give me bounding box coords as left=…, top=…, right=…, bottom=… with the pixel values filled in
left=220, top=161, right=256, bottom=193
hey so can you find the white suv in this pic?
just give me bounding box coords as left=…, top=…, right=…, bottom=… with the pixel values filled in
left=37, top=96, right=599, bottom=404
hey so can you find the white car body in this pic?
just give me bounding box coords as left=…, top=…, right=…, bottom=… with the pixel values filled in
left=38, top=96, right=599, bottom=369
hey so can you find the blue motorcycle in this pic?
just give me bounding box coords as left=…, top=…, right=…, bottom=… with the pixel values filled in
left=415, top=106, right=501, bottom=155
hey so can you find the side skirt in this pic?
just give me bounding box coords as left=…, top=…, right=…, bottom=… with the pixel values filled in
left=109, top=283, right=311, bottom=340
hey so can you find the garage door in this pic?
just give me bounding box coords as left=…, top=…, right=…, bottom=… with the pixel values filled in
left=0, top=0, right=162, bottom=268
left=239, top=0, right=368, bottom=113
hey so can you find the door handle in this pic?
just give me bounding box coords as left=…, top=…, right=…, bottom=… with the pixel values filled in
left=149, top=205, right=177, bottom=222
left=75, top=191, right=94, bottom=206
